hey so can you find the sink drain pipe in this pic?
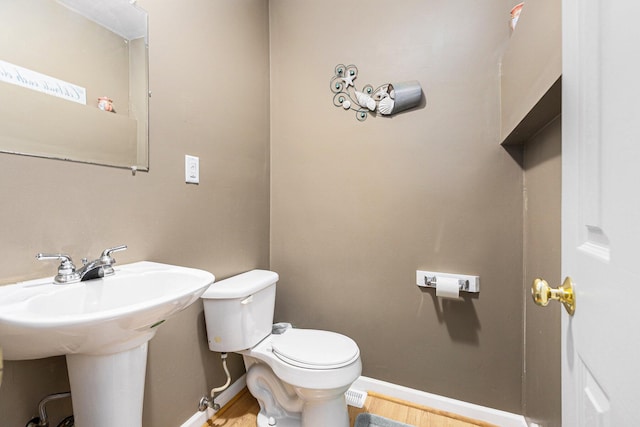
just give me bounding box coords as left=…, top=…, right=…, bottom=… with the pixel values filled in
left=25, top=392, right=73, bottom=427
left=198, top=353, right=231, bottom=412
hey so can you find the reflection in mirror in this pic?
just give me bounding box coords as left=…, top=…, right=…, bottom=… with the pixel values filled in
left=0, top=0, right=149, bottom=170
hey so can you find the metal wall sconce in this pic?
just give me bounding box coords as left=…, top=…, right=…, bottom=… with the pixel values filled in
left=330, top=64, right=422, bottom=121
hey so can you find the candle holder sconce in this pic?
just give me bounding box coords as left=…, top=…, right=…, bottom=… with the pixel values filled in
left=330, top=64, right=422, bottom=122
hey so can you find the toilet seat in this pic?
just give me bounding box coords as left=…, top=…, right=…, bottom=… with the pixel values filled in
left=242, top=327, right=362, bottom=391
left=271, top=329, right=360, bottom=370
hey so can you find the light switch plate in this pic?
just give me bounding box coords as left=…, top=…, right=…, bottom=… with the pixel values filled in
left=185, top=155, right=199, bottom=184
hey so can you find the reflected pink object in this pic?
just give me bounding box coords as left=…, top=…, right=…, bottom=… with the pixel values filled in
left=510, top=3, right=524, bottom=31
left=97, top=97, right=114, bottom=112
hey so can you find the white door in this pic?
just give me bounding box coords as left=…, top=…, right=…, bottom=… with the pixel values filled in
left=561, top=0, right=640, bottom=425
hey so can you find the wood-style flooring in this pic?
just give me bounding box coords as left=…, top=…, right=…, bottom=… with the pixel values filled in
left=203, top=388, right=497, bottom=427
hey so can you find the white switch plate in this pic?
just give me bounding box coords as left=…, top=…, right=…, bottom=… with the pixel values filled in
left=185, top=155, right=199, bottom=184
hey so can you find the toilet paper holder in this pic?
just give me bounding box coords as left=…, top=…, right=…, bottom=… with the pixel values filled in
left=416, top=270, right=480, bottom=293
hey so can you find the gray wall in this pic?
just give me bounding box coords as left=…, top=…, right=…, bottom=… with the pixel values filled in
left=522, top=117, right=562, bottom=427
left=0, top=0, right=562, bottom=425
left=0, top=1, right=270, bottom=426
left=269, top=0, right=525, bottom=413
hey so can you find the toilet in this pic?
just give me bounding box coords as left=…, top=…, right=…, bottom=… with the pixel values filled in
left=201, top=270, right=362, bottom=427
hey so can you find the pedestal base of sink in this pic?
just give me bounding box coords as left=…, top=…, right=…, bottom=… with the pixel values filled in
left=66, top=343, right=148, bottom=427
left=0, top=261, right=216, bottom=426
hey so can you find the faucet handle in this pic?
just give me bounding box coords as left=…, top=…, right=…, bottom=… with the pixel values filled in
left=100, top=245, right=127, bottom=263
left=99, top=245, right=127, bottom=276
left=35, top=253, right=81, bottom=284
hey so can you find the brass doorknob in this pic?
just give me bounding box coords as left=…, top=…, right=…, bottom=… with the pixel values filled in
left=531, top=277, right=575, bottom=316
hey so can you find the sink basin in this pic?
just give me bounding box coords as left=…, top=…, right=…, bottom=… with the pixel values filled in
left=0, top=261, right=215, bottom=359
left=0, top=261, right=215, bottom=427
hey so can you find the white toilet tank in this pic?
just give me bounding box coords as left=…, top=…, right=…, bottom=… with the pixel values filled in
left=201, top=270, right=278, bottom=352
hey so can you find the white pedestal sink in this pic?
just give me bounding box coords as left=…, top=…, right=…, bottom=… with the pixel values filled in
left=0, top=261, right=215, bottom=427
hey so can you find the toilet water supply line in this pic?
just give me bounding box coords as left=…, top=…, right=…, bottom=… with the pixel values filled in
left=198, top=353, right=231, bottom=412
left=212, top=353, right=232, bottom=395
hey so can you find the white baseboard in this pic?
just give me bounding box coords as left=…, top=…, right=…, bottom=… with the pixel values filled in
left=180, top=374, right=527, bottom=427
left=352, top=376, right=527, bottom=427
left=179, top=374, right=247, bottom=427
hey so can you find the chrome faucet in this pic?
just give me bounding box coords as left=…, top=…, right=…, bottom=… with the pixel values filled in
left=77, top=245, right=127, bottom=281
left=36, top=245, right=127, bottom=284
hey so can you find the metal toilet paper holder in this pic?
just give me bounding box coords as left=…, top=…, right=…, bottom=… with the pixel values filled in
left=415, top=270, right=480, bottom=294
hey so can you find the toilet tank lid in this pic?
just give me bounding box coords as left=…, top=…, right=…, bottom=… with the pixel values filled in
left=201, top=270, right=278, bottom=299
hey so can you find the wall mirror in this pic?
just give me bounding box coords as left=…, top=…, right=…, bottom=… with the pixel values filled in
left=0, top=0, right=149, bottom=170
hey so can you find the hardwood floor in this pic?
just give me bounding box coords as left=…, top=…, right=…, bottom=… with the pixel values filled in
left=203, top=388, right=258, bottom=426
left=204, top=388, right=497, bottom=427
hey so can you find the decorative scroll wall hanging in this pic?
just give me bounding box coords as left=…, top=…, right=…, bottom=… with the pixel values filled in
left=330, top=64, right=422, bottom=121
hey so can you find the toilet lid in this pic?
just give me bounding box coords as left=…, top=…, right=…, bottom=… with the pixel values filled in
left=271, top=329, right=360, bottom=369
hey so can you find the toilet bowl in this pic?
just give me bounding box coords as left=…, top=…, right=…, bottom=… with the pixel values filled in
left=201, top=270, right=362, bottom=427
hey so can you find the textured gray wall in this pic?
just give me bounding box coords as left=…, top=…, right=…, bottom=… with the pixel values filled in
left=0, top=1, right=270, bottom=425
left=269, top=0, right=524, bottom=413
left=523, top=117, right=562, bottom=427
left=0, top=1, right=562, bottom=424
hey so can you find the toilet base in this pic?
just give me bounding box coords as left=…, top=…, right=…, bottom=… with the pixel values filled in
left=254, top=396, right=350, bottom=427
left=245, top=360, right=351, bottom=427
left=298, top=387, right=351, bottom=427
left=257, top=412, right=300, bottom=427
